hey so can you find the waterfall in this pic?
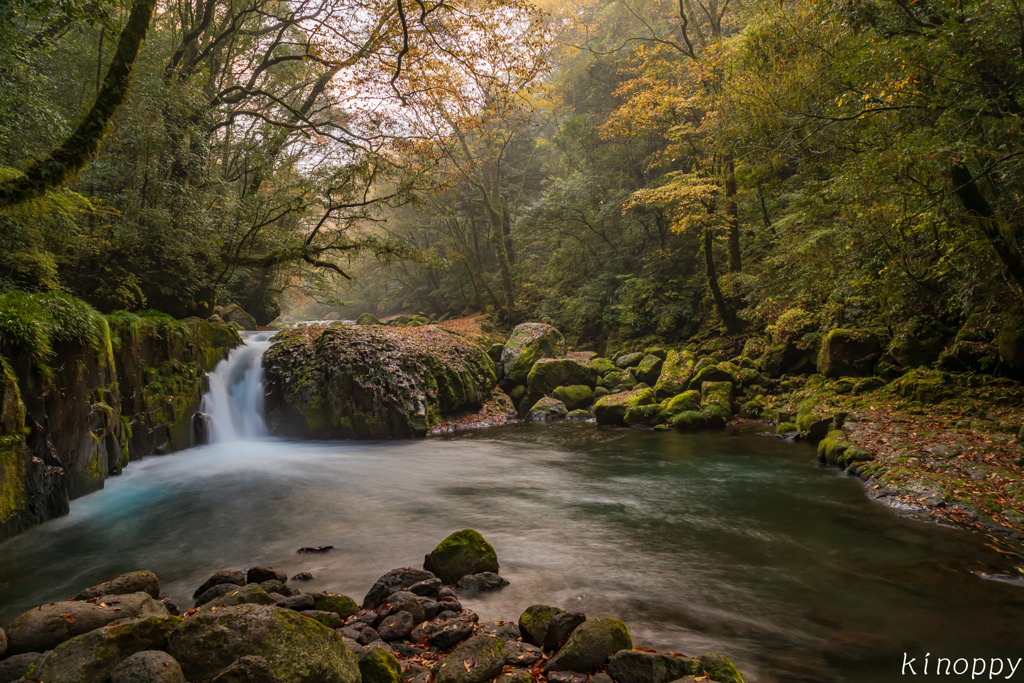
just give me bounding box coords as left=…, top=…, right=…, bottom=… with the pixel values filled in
left=199, top=331, right=276, bottom=443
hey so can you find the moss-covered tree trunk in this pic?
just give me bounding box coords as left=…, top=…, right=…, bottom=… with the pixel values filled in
left=0, top=0, right=158, bottom=208
left=703, top=224, right=740, bottom=333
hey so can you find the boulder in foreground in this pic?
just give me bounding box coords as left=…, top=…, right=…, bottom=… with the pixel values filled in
left=424, top=529, right=500, bottom=584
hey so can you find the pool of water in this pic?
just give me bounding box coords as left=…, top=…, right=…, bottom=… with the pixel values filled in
left=1, top=422, right=1022, bottom=682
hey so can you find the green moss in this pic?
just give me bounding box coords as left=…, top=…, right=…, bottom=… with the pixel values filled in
left=552, top=384, right=594, bottom=410
left=661, top=390, right=700, bottom=416
left=624, top=404, right=668, bottom=427
left=594, top=387, right=657, bottom=425
left=654, top=350, right=696, bottom=400
left=776, top=422, right=798, bottom=434
left=424, top=529, right=499, bottom=583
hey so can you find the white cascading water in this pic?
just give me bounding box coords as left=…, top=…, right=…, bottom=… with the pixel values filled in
left=199, top=331, right=276, bottom=442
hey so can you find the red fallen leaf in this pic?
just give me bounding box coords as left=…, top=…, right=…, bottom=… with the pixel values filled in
left=60, top=613, right=75, bottom=623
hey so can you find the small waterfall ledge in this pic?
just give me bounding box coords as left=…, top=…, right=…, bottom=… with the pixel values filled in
left=195, top=331, right=276, bottom=443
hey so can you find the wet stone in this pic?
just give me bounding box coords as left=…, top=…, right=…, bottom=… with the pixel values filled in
left=427, top=619, right=474, bottom=649
left=547, top=672, right=588, bottom=683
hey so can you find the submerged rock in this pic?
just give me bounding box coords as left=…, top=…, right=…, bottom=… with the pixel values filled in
left=264, top=325, right=497, bottom=439
left=423, top=529, right=500, bottom=584
left=455, top=572, right=509, bottom=591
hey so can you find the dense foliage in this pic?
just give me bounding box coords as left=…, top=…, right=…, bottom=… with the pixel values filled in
left=2, top=0, right=1022, bottom=350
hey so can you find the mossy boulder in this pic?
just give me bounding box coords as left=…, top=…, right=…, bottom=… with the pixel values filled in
left=888, top=319, right=949, bottom=369
left=997, top=309, right=1024, bottom=370
left=25, top=615, right=182, bottom=683
left=312, top=593, right=360, bottom=620
left=109, top=650, right=186, bottom=683
left=528, top=397, right=568, bottom=421
left=591, top=358, right=617, bottom=376
left=543, top=618, right=632, bottom=673
left=518, top=605, right=564, bottom=647
left=73, top=570, right=160, bottom=600
left=887, top=369, right=954, bottom=403
left=502, top=323, right=566, bottom=385
left=6, top=592, right=168, bottom=655
left=607, top=650, right=701, bottom=683
left=166, top=604, right=359, bottom=683
left=661, top=390, right=700, bottom=416
left=670, top=383, right=732, bottom=431
left=552, top=385, right=594, bottom=410
left=688, top=362, right=739, bottom=391
left=594, top=388, right=657, bottom=426
left=643, top=346, right=668, bottom=360
left=701, top=381, right=732, bottom=413
left=776, top=422, right=798, bottom=434
left=357, top=313, right=383, bottom=326
left=615, top=352, right=645, bottom=369
left=600, top=369, right=637, bottom=391
left=817, top=431, right=874, bottom=468
left=817, top=329, right=882, bottom=377
left=669, top=410, right=705, bottom=430
left=938, top=313, right=1000, bottom=373
left=697, top=653, right=745, bottom=683
left=216, top=304, right=258, bottom=331
left=654, top=350, right=696, bottom=400
left=434, top=635, right=508, bottom=683
left=423, top=529, right=499, bottom=583
left=633, top=354, right=665, bottom=385
left=624, top=404, right=668, bottom=427
left=263, top=325, right=497, bottom=439
left=525, top=358, right=598, bottom=408
left=510, top=385, right=527, bottom=409
left=741, top=337, right=768, bottom=361
left=566, top=409, right=591, bottom=420
left=358, top=643, right=402, bottom=683
left=594, top=387, right=610, bottom=399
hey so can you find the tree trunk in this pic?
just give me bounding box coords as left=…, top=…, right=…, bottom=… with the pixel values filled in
left=725, top=155, right=741, bottom=273
left=703, top=225, right=740, bottom=333
left=951, top=163, right=1024, bottom=291
left=0, top=0, right=158, bottom=208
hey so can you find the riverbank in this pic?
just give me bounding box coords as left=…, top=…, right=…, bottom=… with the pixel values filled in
left=0, top=531, right=745, bottom=683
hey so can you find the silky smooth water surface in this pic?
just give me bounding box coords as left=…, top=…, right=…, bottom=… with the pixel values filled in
left=1, top=423, right=1022, bottom=682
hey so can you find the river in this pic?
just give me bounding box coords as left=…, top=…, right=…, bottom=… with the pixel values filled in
left=0, top=335, right=1022, bottom=682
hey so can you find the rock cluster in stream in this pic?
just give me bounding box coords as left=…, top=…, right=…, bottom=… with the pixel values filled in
left=0, top=531, right=745, bottom=683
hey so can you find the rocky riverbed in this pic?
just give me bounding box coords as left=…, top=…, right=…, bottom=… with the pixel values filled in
left=0, top=530, right=744, bottom=683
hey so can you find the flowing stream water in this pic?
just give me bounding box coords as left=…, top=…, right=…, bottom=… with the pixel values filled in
left=1, top=334, right=1023, bottom=682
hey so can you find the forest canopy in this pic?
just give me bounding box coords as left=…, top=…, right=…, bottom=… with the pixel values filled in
left=1, top=0, right=1023, bottom=347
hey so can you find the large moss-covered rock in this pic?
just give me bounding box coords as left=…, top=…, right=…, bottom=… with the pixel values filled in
left=434, top=635, right=508, bottom=683
left=817, top=329, right=882, bottom=377
left=552, top=385, right=594, bottom=411
left=6, top=592, right=168, bottom=655
left=594, top=388, right=656, bottom=426
left=528, top=397, right=568, bottom=421
left=688, top=362, right=739, bottom=391
left=888, top=319, right=949, bottom=369
left=358, top=643, right=402, bottom=683
left=73, top=570, right=160, bottom=600
left=502, top=323, right=566, bottom=385
left=357, top=313, right=383, bottom=326
left=599, top=369, right=637, bottom=391
left=519, top=605, right=564, bottom=647
left=313, top=593, right=359, bottom=620
left=634, top=355, right=664, bottom=385
left=166, top=604, right=359, bottom=683
left=997, top=309, right=1024, bottom=370
left=697, top=652, right=745, bottom=683
left=661, top=390, right=700, bottom=416
left=263, top=325, right=497, bottom=439
left=615, top=352, right=645, bottom=369
left=524, top=358, right=598, bottom=409
left=817, top=430, right=874, bottom=468
left=423, top=529, right=499, bottom=583
left=654, top=350, right=696, bottom=400
left=543, top=618, right=632, bottom=672
left=624, top=404, right=668, bottom=427
left=24, top=615, right=181, bottom=683
left=590, top=358, right=617, bottom=376
left=887, top=369, right=954, bottom=403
